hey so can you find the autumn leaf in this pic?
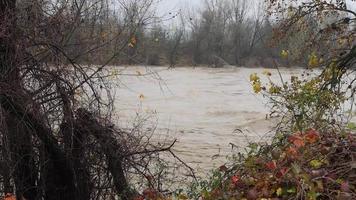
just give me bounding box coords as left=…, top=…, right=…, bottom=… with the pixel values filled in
left=253, top=81, right=262, bottom=93
left=304, top=129, right=320, bottom=143
left=288, top=134, right=305, bottom=148
left=276, top=167, right=289, bottom=178
left=249, top=73, right=260, bottom=82
left=308, top=52, right=319, bottom=68
left=231, top=175, right=240, bottom=185
left=265, top=160, right=277, bottom=170
left=128, top=36, right=137, bottom=48
left=286, top=146, right=298, bottom=157
left=309, top=160, right=323, bottom=169
left=276, top=187, right=283, bottom=196
left=281, top=50, right=289, bottom=58
left=4, top=194, right=16, bottom=200
left=269, top=85, right=281, bottom=94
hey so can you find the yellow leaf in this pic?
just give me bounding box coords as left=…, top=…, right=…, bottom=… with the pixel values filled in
left=269, top=85, right=281, bottom=94
left=253, top=81, right=262, bottom=93
left=309, top=160, right=323, bottom=169
left=249, top=73, right=260, bottom=82
left=308, top=52, right=319, bottom=68
left=281, top=50, right=289, bottom=59
left=276, top=187, right=283, bottom=196
left=128, top=36, right=137, bottom=48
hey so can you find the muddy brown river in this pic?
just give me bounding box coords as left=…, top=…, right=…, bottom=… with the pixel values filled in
left=108, top=66, right=337, bottom=173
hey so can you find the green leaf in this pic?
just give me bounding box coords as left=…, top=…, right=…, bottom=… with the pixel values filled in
left=347, top=122, right=356, bottom=130
left=287, top=187, right=297, bottom=193
left=309, top=160, right=323, bottom=169
left=307, top=191, right=319, bottom=200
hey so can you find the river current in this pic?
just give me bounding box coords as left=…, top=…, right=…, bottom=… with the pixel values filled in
left=108, top=66, right=346, bottom=173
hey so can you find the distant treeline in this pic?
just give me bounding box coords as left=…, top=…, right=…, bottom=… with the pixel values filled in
left=61, top=0, right=319, bottom=67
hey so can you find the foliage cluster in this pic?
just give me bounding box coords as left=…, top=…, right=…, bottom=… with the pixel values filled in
left=181, top=128, right=356, bottom=200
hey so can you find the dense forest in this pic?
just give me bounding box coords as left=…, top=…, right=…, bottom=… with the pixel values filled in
left=0, top=0, right=355, bottom=200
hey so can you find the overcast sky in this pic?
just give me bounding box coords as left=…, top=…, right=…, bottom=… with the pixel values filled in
left=155, top=0, right=202, bottom=16
left=155, top=0, right=356, bottom=16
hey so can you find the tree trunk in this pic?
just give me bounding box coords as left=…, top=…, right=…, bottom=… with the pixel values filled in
left=0, top=1, right=39, bottom=199
left=0, top=94, right=78, bottom=200
left=76, top=109, right=134, bottom=200
left=5, top=115, right=38, bottom=200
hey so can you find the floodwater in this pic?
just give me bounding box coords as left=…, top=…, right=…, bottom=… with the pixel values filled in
left=110, top=66, right=311, bottom=173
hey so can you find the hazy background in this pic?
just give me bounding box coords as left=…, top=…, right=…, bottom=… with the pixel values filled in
left=156, top=0, right=201, bottom=15
left=156, top=0, right=356, bottom=16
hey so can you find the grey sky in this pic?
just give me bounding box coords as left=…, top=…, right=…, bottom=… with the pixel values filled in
left=155, top=0, right=356, bottom=16
left=153, top=0, right=355, bottom=28
left=156, top=0, right=202, bottom=16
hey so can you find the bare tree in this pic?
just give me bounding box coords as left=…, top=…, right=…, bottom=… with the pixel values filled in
left=166, top=13, right=185, bottom=67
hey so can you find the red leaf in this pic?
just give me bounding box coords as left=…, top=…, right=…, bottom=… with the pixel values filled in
left=286, top=146, right=298, bottom=157
left=4, top=194, right=16, bottom=200
left=276, top=167, right=289, bottom=178
left=265, top=160, right=277, bottom=170
left=231, top=175, right=240, bottom=185
left=288, top=135, right=305, bottom=148
left=304, top=129, right=320, bottom=143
